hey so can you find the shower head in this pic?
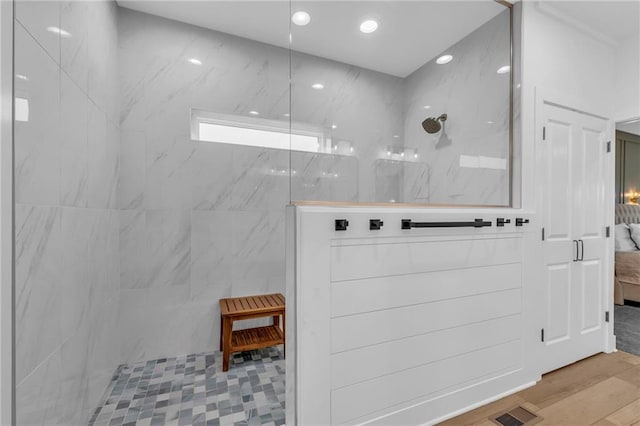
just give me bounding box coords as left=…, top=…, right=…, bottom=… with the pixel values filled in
left=422, top=113, right=447, bottom=134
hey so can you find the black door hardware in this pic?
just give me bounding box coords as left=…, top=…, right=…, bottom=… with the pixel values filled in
left=496, top=218, right=511, bottom=227
left=369, top=219, right=384, bottom=230
left=515, top=218, right=529, bottom=226
left=578, top=239, right=584, bottom=261
left=335, top=219, right=349, bottom=231
left=401, top=218, right=492, bottom=229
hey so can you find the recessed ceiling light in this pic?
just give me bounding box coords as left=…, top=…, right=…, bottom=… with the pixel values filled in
left=16, top=74, right=28, bottom=81
left=312, top=83, right=324, bottom=90
left=283, top=113, right=290, bottom=117
left=393, top=135, right=399, bottom=138
left=423, top=105, right=431, bottom=110
left=292, top=11, right=311, bottom=26
left=47, top=26, right=71, bottom=38
left=331, top=124, right=337, bottom=129
left=188, top=58, right=202, bottom=65
left=487, top=121, right=494, bottom=124
left=359, top=20, right=378, bottom=34
left=249, top=111, right=259, bottom=115
left=436, top=55, right=453, bottom=65
left=497, top=65, right=511, bottom=74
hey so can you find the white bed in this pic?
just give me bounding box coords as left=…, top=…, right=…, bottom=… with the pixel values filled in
left=615, top=204, right=640, bottom=304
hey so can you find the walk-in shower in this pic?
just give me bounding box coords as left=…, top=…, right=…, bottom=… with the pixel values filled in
left=10, top=0, right=513, bottom=424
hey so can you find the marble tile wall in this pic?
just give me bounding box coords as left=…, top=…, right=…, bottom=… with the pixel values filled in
left=14, top=1, right=120, bottom=424
left=116, top=7, right=405, bottom=363
left=402, top=10, right=511, bottom=206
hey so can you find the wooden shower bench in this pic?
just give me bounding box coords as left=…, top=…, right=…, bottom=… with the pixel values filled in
left=219, top=293, right=285, bottom=372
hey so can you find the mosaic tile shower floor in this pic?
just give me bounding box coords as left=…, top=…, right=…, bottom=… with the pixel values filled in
left=89, top=347, right=285, bottom=426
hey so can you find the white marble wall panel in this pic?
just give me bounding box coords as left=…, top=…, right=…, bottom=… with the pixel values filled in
left=403, top=10, right=511, bottom=205
left=61, top=1, right=89, bottom=93
left=15, top=204, right=62, bottom=383
left=88, top=104, right=119, bottom=209
left=16, top=342, right=64, bottom=426
left=118, top=130, right=146, bottom=209
left=290, top=52, right=404, bottom=202
left=60, top=72, right=89, bottom=207
left=87, top=210, right=120, bottom=311
left=118, top=285, right=190, bottom=362
left=146, top=209, right=191, bottom=288
left=290, top=152, right=359, bottom=202
left=190, top=210, right=233, bottom=301
left=120, top=209, right=191, bottom=290
left=374, top=160, right=404, bottom=203
left=14, top=24, right=61, bottom=206
left=16, top=294, right=120, bottom=426
left=15, top=1, right=120, bottom=424
left=119, top=209, right=146, bottom=290
left=145, top=136, right=194, bottom=210
left=232, top=146, right=290, bottom=211
left=15, top=1, right=60, bottom=63
left=59, top=207, right=92, bottom=335
left=88, top=0, right=119, bottom=123
left=191, top=142, right=235, bottom=210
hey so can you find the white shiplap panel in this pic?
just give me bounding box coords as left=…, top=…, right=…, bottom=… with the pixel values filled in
left=331, top=236, right=521, bottom=282
left=331, top=315, right=520, bottom=389
left=331, top=263, right=521, bottom=318
left=331, top=288, right=521, bottom=353
left=331, top=340, right=521, bottom=425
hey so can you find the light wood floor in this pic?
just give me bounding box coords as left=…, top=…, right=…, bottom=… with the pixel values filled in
left=439, top=351, right=640, bottom=426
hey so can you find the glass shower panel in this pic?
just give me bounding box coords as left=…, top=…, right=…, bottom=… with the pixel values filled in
left=14, top=1, right=292, bottom=423
left=117, top=0, right=292, bottom=360
left=289, top=0, right=511, bottom=206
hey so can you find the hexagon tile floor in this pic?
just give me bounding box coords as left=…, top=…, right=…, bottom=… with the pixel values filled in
left=89, top=346, right=285, bottom=426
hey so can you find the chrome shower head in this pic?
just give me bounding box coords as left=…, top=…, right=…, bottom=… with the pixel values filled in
left=422, top=113, right=447, bottom=134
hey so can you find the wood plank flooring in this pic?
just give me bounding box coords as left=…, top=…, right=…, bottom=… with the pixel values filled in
left=439, top=351, right=640, bottom=426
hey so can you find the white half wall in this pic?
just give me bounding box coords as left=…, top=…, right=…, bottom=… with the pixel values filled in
left=287, top=205, right=540, bottom=425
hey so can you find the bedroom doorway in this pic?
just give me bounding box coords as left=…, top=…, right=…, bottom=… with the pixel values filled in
left=614, top=121, right=640, bottom=356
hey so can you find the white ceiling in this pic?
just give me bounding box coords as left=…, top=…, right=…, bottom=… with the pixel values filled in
left=116, top=1, right=507, bottom=77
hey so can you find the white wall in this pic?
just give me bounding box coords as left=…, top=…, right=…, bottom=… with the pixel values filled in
left=520, top=0, right=618, bottom=359
left=520, top=1, right=618, bottom=212
left=522, top=2, right=616, bottom=117
left=615, top=35, right=640, bottom=122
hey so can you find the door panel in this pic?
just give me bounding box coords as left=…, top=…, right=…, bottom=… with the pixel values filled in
left=576, top=125, right=605, bottom=239
left=545, top=119, right=573, bottom=240
left=540, top=102, right=609, bottom=374
left=546, top=263, right=571, bottom=343
left=580, top=260, right=602, bottom=332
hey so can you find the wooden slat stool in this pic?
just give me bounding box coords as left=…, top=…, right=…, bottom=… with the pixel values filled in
left=219, top=293, right=285, bottom=372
